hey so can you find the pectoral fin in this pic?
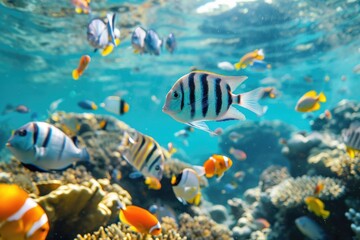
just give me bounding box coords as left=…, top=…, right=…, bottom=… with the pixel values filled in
left=187, top=121, right=214, bottom=135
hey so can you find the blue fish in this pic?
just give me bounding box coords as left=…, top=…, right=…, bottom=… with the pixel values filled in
left=78, top=100, right=98, bottom=110
left=165, top=33, right=176, bottom=54
left=144, top=29, right=162, bottom=56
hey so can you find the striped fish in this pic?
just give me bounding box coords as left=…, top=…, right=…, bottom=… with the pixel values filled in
left=100, top=96, right=129, bottom=115
left=162, top=71, right=266, bottom=133
left=120, top=131, right=164, bottom=180
left=6, top=122, right=90, bottom=172
left=343, top=123, right=360, bottom=159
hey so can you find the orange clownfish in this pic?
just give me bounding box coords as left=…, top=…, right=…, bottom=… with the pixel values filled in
left=72, top=55, right=91, bottom=80
left=234, top=49, right=265, bottom=70
left=118, top=202, right=161, bottom=236
left=195, top=154, right=233, bottom=181
left=295, top=90, right=326, bottom=113
left=0, top=184, right=49, bottom=240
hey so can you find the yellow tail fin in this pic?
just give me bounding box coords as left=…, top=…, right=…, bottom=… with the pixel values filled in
left=318, top=92, right=326, bottom=102
left=234, top=62, right=241, bottom=70
left=102, top=45, right=114, bottom=56
left=322, top=210, right=330, bottom=219
left=72, top=69, right=79, bottom=80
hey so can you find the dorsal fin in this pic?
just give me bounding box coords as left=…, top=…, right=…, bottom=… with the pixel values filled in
left=303, top=90, right=317, bottom=97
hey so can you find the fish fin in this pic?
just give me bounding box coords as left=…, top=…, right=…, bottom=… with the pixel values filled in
left=80, top=148, right=90, bottom=162
left=128, top=226, right=139, bottom=233
left=115, top=38, right=121, bottom=46
left=221, top=75, right=248, bottom=91
left=101, top=45, right=114, bottom=56
left=192, top=192, right=202, bottom=206
left=72, top=69, right=79, bottom=80
left=309, top=102, right=321, bottom=111
left=234, top=62, right=240, bottom=70
left=234, top=87, right=266, bottom=116
left=318, top=92, right=326, bottom=103
left=129, top=171, right=143, bottom=179
left=21, top=163, right=48, bottom=172
left=217, top=106, right=246, bottom=121
left=346, top=147, right=355, bottom=159
left=193, top=165, right=205, bottom=176
left=216, top=173, right=224, bottom=182
left=322, top=210, right=330, bottom=219
left=91, top=103, right=98, bottom=110
left=304, top=90, right=317, bottom=97
left=187, top=121, right=214, bottom=135
left=119, top=210, right=131, bottom=226
left=257, top=49, right=264, bottom=57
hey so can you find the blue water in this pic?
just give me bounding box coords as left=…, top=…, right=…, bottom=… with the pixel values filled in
left=0, top=0, right=359, bottom=158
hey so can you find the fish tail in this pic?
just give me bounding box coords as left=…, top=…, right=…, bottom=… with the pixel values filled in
left=233, top=87, right=267, bottom=116
left=234, top=62, right=241, bottom=70
left=102, top=45, right=114, bottom=56
left=322, top=210, right=330, bottom=219
left=72, top=69, right=79, bottom=80
left=80, top=148, right=90, bottom=162
left=318, top=92, right=326, bottom=103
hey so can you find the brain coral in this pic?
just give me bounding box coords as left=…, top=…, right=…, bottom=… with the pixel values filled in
left=269, top=176, right=345, bottom=208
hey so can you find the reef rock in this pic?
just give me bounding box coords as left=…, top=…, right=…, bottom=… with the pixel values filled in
left=36, top=178, right=132, bottom=239
left=311, top=100, right=360, bottom=134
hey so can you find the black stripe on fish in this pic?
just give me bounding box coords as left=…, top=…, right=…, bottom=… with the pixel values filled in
left=135, top=135, right=146, bottom=157
left=33, top=123, right=39, bottom=145
left=200, top=74, right=209, bottom=117
left=120, top=99, right=125, bottom=115
left=140, top=144, right=157, bottom=170
left=148, top=154, right=161, bottom=172
left=237, top=95, right=241, bottom=104
left=352, top=132, right=360, bottom=148
left=180, top=81, right=184, bottom=111
left=188, top=72, right=196, bottom=118
left=42, top=127, right=52, bottom=148
left=215, top=78, right=222, bottom=116
left=58, top=136, right=66, bottom=161
left=226, top=84, right=232, bottom=109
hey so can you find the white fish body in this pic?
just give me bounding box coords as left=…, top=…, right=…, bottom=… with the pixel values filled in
left=100, top=96, right=129, bottom=115
left=172, top=168, right=200, bottom=204
left=131, top=26, right=147, bottom=53
left=217, top=61, right=235, bottom=71
left=295, top=216, right=328, bottom=240
left=162, top=71, right=266, bottom=133
left=87, top=18, right=109, bottom=49
left=6, top=122, right=89, bottom=171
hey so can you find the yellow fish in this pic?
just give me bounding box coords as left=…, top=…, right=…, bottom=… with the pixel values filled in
left=234, top=49, right=265, bottom=70
left=295, top=90, right=326, bottom=112
left=304, top=196, right=330, bottom=219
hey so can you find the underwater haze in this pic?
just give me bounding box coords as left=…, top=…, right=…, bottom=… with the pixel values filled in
left=0, top=0, right=360, bottom=239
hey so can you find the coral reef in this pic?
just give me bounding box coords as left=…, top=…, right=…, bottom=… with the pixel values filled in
left=345, top=208, right=360, bottom=239
left=75, top=217, right=183, bottom=240
left=311, top=100, right=360, bottom=134
left=259, top=165, right=290, bottom=192
left=269, top=176, right=345, bottom=208
left=178, top=213, right=232, bottom=239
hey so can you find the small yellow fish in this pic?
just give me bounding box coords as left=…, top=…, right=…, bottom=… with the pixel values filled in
left=234, top=49, right=264, bottom=70
left=304, top=196, right=330, bottom=219
left=295, top=90, right=326, bottom=112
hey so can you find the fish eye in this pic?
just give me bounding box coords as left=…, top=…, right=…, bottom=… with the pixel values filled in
left=155, top=165, right=160, bottom=171
left=172, top=91, right=179, bottom=99
left=18, top=129, right=27, bottom=137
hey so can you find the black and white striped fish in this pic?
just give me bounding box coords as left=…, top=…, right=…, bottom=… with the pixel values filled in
left=162, top=71, right=266, bottom=133
left=119, top=131, right=164, bottom=180
left=343, top=122, right=360, bottom=159
left=6, top=122, right=89, bottom=172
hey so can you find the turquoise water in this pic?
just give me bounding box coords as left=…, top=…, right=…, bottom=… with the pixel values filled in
left=0, top=1, right=359, bottom=163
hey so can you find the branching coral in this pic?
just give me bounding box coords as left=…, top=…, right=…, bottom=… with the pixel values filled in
left=269, top=176, right=345, bottom=208
left=75, top=217, right=183, bottom=240
left=345, top=208, right=360, bottom=239
left=178, top=213, right=232, bottom=240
